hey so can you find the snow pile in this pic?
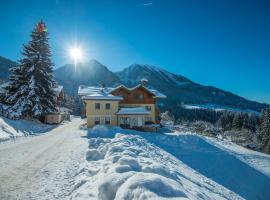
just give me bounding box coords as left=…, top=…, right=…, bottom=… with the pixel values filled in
left=71, top=126, right=242, bottom=200
left=0, top=116, right=53, bottom=141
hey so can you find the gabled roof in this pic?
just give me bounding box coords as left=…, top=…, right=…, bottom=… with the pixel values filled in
left=82, top=92, right=123, bottom=101
left=53, top=85, right=63, bottom=96
left=109, top=84, right=167, bottom=99
left=78, top=84, right=166, bottom=100
left=127, top=84, right=156, bottom=96
left=109, top=85, right=130, bottom=93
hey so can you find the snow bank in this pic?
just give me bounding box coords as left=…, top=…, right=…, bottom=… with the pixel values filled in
left=71, top=126, right=242, bottom=200
left=0, top=116, right=54, bottom=142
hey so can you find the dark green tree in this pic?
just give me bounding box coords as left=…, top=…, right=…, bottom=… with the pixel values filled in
left=260, top=108, right=270, bottom=153
left=4, top=21, right=56, bottom=119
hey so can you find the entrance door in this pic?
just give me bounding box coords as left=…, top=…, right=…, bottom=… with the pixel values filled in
left=138, top=117, right=143, bottom=127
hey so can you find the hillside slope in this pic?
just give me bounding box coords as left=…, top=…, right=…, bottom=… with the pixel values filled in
left=116, top=64, right=267, bottom=112
left=1, top=56, right=267, bottom=115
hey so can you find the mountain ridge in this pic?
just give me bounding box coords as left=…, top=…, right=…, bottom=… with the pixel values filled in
left=0, top=56, right=268, bottom=114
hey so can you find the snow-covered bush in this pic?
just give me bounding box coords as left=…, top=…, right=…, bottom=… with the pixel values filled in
left=160, top=111, right=175, bottom=127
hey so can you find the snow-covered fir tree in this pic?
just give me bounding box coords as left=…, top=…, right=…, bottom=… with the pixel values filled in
left=260, top=108, right=270, bottom=153
left=4, top=21, right=56, bottom=119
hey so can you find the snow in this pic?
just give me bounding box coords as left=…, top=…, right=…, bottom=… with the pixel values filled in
left=0, top=117, right=88, bottom=199
left=183, top=103, right=259, bottom=114
left=78, top=84, right=166, bottom=99
left=116, top=107, right=151, bottom=115
left=118, top=64, right=190, bottom=88
left=71, top=126, right=243, bottom=200
left=204, top=136, right=270, bottom=178
left=53, top=85, right=63, bottom=96
left=82, top=92, right=123, bottom=101
left=0, top=116, right=54, bottom=142
left=1, top=118, right=270, bottom=200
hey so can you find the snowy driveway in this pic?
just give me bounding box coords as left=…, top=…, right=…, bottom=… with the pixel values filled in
left=0, top=117, right=88, bottom=200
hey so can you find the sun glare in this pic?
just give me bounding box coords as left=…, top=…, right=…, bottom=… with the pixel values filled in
left=69, top=47, right=83, bottom=62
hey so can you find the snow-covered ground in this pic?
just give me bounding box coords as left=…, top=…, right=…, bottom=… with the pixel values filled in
left=183, top=103, right=259, bottom=114
left=0, top=116, right=54, bottom=142
left=0, top=117, right=88, bottom=200
left=72, top=126, right=270, bottom=200
left=1, top=117, right=270, bottom=200
left=204, top=136, right=270, bottom=177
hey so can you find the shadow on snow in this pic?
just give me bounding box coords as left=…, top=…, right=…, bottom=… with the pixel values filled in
left=86, top=126, right=270, bottom=200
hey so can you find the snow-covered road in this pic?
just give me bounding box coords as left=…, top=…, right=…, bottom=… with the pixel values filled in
left=0, top=117, right=88, bottom=200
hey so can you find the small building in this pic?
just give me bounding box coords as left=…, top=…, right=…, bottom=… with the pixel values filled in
left=44, top=85, right=71, bottom=124
left=78, top=80, right=166, bottom=130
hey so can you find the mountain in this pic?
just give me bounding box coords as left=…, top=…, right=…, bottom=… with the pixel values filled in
left=54, top=60, right=121, bottom=95
left=0, top=56, right=16, bottom=83
left=54, top=60, right=267, bottom=115
left=1, top=57, right=267, bottom=116
left=116, top=64, right=267, bottom=112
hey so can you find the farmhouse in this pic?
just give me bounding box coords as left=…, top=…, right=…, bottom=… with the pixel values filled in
left=78, top=79, right=166, bottom=130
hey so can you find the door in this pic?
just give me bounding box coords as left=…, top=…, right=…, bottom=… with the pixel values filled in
left=138, top=117, right=143, bottom=127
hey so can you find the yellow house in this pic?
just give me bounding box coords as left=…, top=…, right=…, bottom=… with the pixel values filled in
left=78, top=80, right=166, bottom=130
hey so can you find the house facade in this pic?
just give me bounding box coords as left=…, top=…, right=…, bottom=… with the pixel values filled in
left=78, top=80, right=166, bottom=130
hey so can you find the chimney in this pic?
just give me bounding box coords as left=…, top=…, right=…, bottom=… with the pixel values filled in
left=140, top=78, right=148, bottom=87
left=100, top=83, right=106, bottom=92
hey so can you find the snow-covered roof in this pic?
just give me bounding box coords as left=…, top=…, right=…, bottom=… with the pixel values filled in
left=53, top=85, right=63, bottom=96
left=78, top=84, right=166, bottom=99
left=148, top=89, right=167, bottom=98
left=82, top=92, right=123, bottom=101
left=78, top=86, right=115, bottom=96
left=116, top=107, right=151, bottom=115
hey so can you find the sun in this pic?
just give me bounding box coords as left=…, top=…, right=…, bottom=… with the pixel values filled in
left=69, top=47, right=83, bottom=61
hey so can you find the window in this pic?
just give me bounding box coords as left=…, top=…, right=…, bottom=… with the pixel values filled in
left=95, top=103, right=100, bottom=110
left=94, top=117, right=100, bottom=125
left=105, top=103, right=111, bottom=110
left=145, top=106, right=151, bottom=111
left=105, top=117, right=111, bottom=125
left=134, top=93, right=144, bottom=100
left=145, top=117, right=152, bottom=122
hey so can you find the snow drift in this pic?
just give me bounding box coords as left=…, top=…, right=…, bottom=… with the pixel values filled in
left=71, top=126, right=242, bottom=200
left=0, top=116, right=54, bottom=141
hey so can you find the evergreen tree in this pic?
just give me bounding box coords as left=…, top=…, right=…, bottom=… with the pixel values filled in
left=3, top=65, right=25, bottom=105
left=232, top=113, right=243, bottom=129
left=260, top=108, right=270, bottom=153
left=5, top=21, right=56, bottom=119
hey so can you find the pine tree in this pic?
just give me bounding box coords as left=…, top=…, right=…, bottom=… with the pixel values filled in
left=5, top=21, right=56, bottom=119
left=3, top=65, right=25, bottom=105
left=260, top=108, right=270, bottom=153
left=232, top=113, right=244, bottom=129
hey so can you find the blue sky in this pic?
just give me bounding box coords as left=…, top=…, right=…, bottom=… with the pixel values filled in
left=0, top=0, right=269, bottom=103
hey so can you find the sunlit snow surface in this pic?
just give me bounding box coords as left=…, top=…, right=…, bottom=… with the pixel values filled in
left=0, top=116, right=54, bottom=142
left=71, top=126, right=257, bottom=200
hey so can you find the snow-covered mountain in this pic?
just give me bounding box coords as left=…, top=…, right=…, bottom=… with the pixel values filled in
left=54, top=59, right=120, bottom=95
left=0, top=56, right=268, bottom=115
left=116, top=64, right=267, bottom=113
left=116, top=64, right=192, bottom=87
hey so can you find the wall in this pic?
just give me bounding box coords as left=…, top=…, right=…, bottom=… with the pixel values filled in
left=85, top=100, right=119, bottom=128
left=111, top=86, right=156, bottom=104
